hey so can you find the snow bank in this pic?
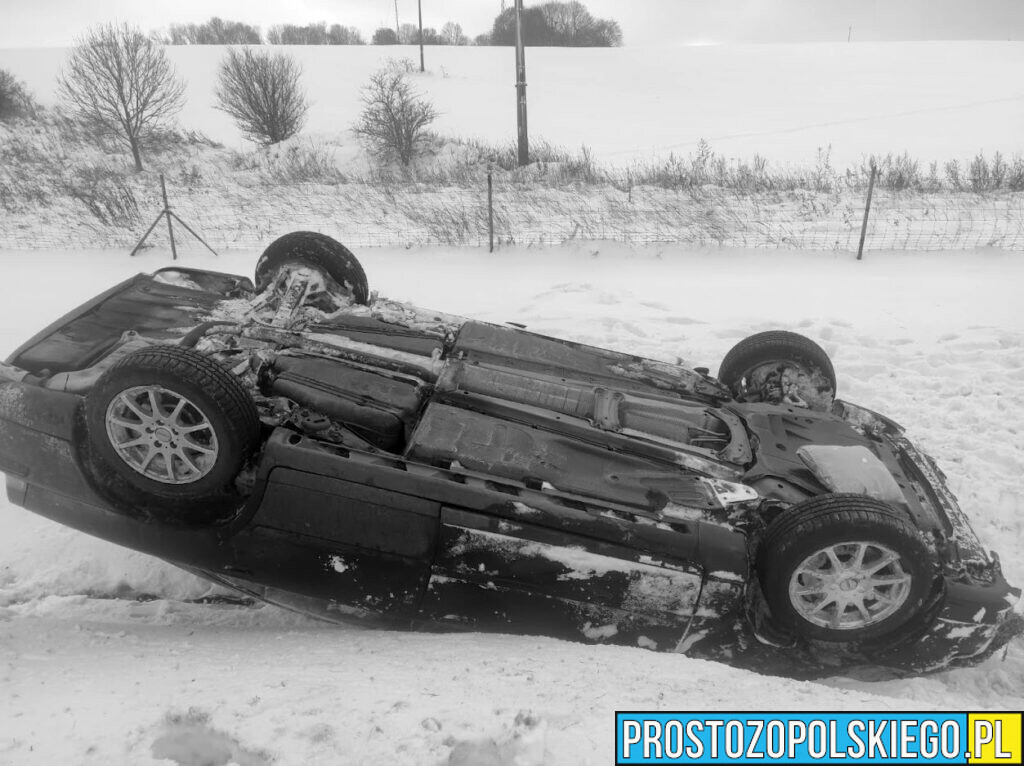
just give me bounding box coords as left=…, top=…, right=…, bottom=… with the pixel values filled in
left=1, top=600, right=971, bottom=766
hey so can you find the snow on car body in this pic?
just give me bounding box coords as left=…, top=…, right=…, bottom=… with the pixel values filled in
left=0, top=232, right=1017, bottom=672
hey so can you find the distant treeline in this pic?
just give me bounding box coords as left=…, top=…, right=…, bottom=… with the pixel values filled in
left=489, top=2, right=622, bottom=46
left=152, top=2, right=622, bottom=47
left=155, top=21, right=366, bottom=46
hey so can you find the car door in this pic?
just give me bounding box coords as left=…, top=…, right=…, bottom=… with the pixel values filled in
left=230, top=464, right=440, bottom=623
left=417, top=504, right=707, bottom=652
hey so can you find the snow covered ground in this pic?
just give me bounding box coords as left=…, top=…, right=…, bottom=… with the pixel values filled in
left=1, top=42, right=1023, bottom=166
left=1, top=244, right=1023, bottom=764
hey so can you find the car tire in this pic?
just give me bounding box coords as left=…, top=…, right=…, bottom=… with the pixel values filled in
left=254, top=231, right=369, bottom=305
left=84, top=346, right=260, bottom=520
left=757, top=493, right=938, bottom=644
left=718, top=330, right=836, bottom=411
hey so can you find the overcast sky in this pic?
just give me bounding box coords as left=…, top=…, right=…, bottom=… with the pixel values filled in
left=1, top=0, right=1022, bottom=48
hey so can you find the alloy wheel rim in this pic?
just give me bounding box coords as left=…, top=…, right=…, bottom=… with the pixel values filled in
left=788, top=541, right=912, bottom=630
left=105, top=385, right=219, bottom=485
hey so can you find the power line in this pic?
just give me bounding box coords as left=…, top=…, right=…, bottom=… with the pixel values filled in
left=599, top=93, right=1024, bottom=159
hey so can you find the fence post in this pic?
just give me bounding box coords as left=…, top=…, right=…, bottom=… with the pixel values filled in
left=488, top=171, right=494, bottom=253
left=857, top=162, right=877, bottom=261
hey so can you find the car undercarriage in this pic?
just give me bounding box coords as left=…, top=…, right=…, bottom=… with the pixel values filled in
left=0, top=232, right=1017, bottom=672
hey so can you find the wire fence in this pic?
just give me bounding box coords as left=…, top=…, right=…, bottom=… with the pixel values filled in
left=2, top=176, right=1024, bottom=253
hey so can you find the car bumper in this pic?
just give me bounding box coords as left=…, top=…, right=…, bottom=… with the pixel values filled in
left=883, top=574, right=1021, bottom=671
left=885, top=432, right=1022, bottom=667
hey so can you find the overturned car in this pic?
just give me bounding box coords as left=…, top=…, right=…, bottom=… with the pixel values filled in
left=0, top=232, right=1018, bottom=671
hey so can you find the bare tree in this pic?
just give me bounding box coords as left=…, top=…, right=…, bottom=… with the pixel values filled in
left=214, top=47, right=309, bottom=145
left=267, top=22, right=327, bottom=44
left=440, top=22, right=468, bottom=46
left=541, top=1, right=594, bottom=44
left=58, top=24, right=186, bottom=171
left=166, top=18, right=261, bottom=45
left=327, top=24, right=365, bottom=45
left=265, top=22, right=365, bottom=45
left=490, top=6, right=550, bottom=45
left=353, top=67, right=437, bottom=165
left=588, top=19, right=623, bottom=46
left=490, top=2, right=622, bottom=46
left=395, top=23, right=441, bottom=45
left=0, top=69, right=38, bottom=121
left=398, top=23, right=420, bottom=44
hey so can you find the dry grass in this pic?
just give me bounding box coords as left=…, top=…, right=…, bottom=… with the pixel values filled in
left=1, top=112, right=1023, bottom=250
left=62, top=165, right=142, bottom=228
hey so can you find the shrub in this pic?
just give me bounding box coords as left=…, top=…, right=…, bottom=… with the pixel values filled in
left=440, top=23, right=469, bottom=46
left=969, top=152, right=991, bottom=192
left=353, top=67, right=437, bottom=165
left=63, top=165, right=141, bottom=227
left=1006, top=156, right=1024, bottom=191
left=0, top=69, right=38, bottom=122
left=990, top=151, right=1007, bottom=189
left=865, top=152, right=923, bottom=191
left=264, top=143, right=345, bottom=184
left=166, top=18, right=260, bottom=45
left=215, top=48, right=309, bottom=145
left=57, top=23, right=186, bottom=171
left=385, top=57, right=417, bottom=74
left=0, top=128, right=59, bottom=211
left=372, top=28, right=399, bottom=45
left=141, top=126, right=221, bottom=151
left=399, top=24, right=436, bottom=44
left=944, top=159, right=963, bottom=191
left=539, top=2, right=622, bottom=46
left=266, top=23, right=364, bottom=45
left=327, top=25, right=365, bottom=45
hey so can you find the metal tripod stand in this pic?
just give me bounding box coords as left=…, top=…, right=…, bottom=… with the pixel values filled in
left=130, top=174, right=217, bottom=259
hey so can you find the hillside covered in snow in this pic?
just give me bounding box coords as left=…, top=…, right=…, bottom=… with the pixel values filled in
left=1, top=42, right=1024, bottom=254
left=3, top=42, right=1023, bottom=165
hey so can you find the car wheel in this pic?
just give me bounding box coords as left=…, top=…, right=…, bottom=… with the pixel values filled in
left=85, top=346, right=260, bottom=519
left=718, top=330, right=836, bottom=411
left=757, top=493, right=938, bottom=644
left=254, top=231, right=369, bottom=305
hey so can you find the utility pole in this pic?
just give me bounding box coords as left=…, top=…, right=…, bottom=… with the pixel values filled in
left=418, top=0, right=425, bottom=72
left=514, top=0, right=529, bottom=166
left=394, top=0, right=400, bottom=39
